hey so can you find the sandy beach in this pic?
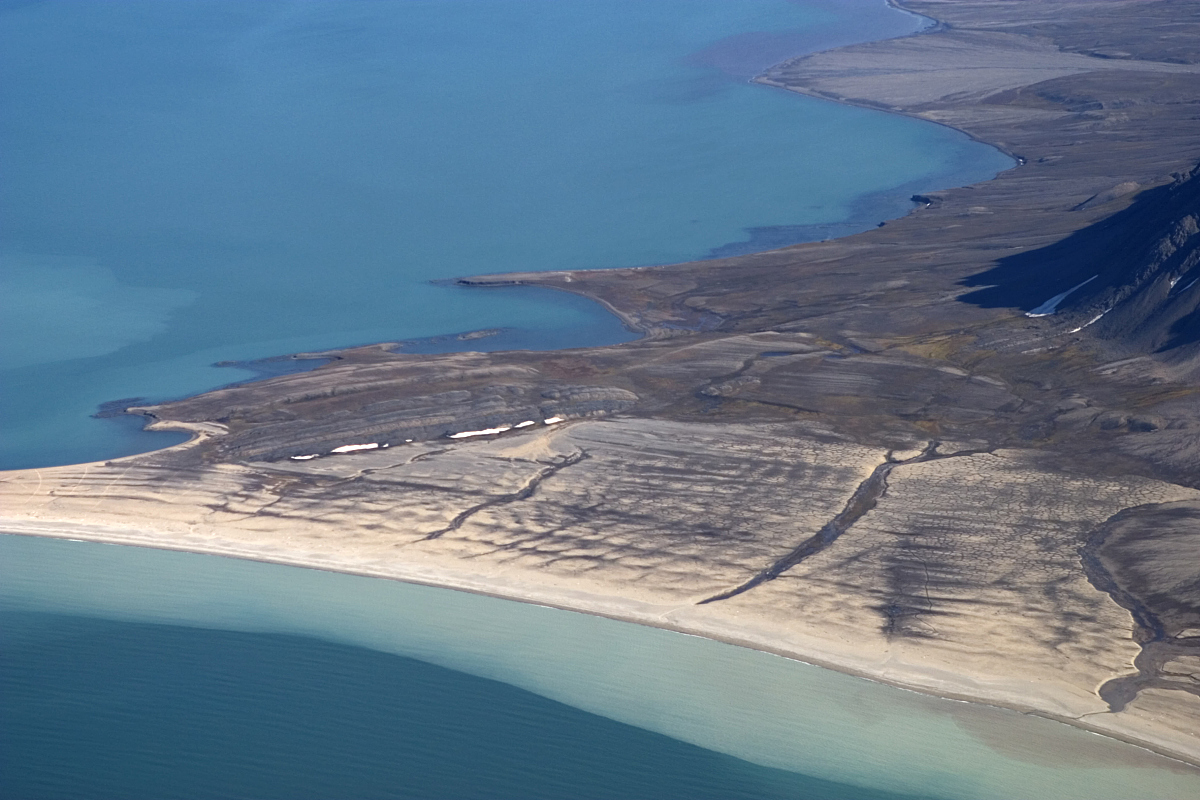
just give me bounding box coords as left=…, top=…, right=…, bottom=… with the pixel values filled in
left=5, top=0, right=1200, bottom=780
left=3, top=412, right=1199, bottom=768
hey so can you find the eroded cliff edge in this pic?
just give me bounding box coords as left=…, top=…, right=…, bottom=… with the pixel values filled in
left=5, top=0, right=1200, bottom=768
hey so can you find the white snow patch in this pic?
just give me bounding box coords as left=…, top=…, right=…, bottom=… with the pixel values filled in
left=290, top=454, right=320, bottom=461
left=1026, top=275, right=1098, bottom=317
left=449, top=426, right=511, bottom=439
left=1067, top=310, right=1108, bottom=334
left=543, top=416, right=565, bottom=425
left=514, top=420, right=536, bottom=428
left=330, top=442, right=381, bottom=454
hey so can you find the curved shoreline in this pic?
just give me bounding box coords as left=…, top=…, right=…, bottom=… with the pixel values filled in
left=757, top=1, right=1015, bottom=160
left=92, top=0, right=1006, bottom=465
left=4, top=516, right=1199, bottom=773
left=6, top=0, right=1200, bottom=781
left=751, top=73, right=1023, bottom=164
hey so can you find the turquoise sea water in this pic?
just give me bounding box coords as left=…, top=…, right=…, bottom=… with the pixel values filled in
left=3, top=535, right=1199, bottom=800
left=0, top=0, right=1011, bottom=469
left=0, top=3, right=1082, bottom=797
left=2, top=612, right=925, bottom=800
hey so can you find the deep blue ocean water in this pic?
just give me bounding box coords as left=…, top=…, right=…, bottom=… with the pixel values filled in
left=0, top=0, right=1011, bottom=469
left=1, top=3, right=1130, bottom=797
left=0, top=610, right=921, bottom=800
left=4, top=535, right=1200, bottom=800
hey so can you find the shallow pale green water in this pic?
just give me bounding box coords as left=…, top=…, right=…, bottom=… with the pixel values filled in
left=0, top=0, right=1011, bottom=469
left=2, top=535, right=1198, bottom=799
left=1, top=4, right=1116, bottom=797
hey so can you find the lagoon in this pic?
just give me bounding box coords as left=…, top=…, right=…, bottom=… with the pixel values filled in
left=0, top=0, right=1011, bottom=469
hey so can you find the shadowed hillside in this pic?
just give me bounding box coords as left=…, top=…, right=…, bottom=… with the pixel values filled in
left=961, top=162, right=1200, bottom=361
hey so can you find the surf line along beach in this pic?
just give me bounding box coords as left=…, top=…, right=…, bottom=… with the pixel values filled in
left=5, top=0, right=1200, bottom=795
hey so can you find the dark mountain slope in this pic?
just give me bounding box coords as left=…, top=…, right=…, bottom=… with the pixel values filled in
left=961, top=162, right=1200, bottom=359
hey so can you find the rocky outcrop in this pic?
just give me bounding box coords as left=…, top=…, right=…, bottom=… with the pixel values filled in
left=1072, top=166, right=1200, bottom=355
left=962, top=161, right=1200, bottom=363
